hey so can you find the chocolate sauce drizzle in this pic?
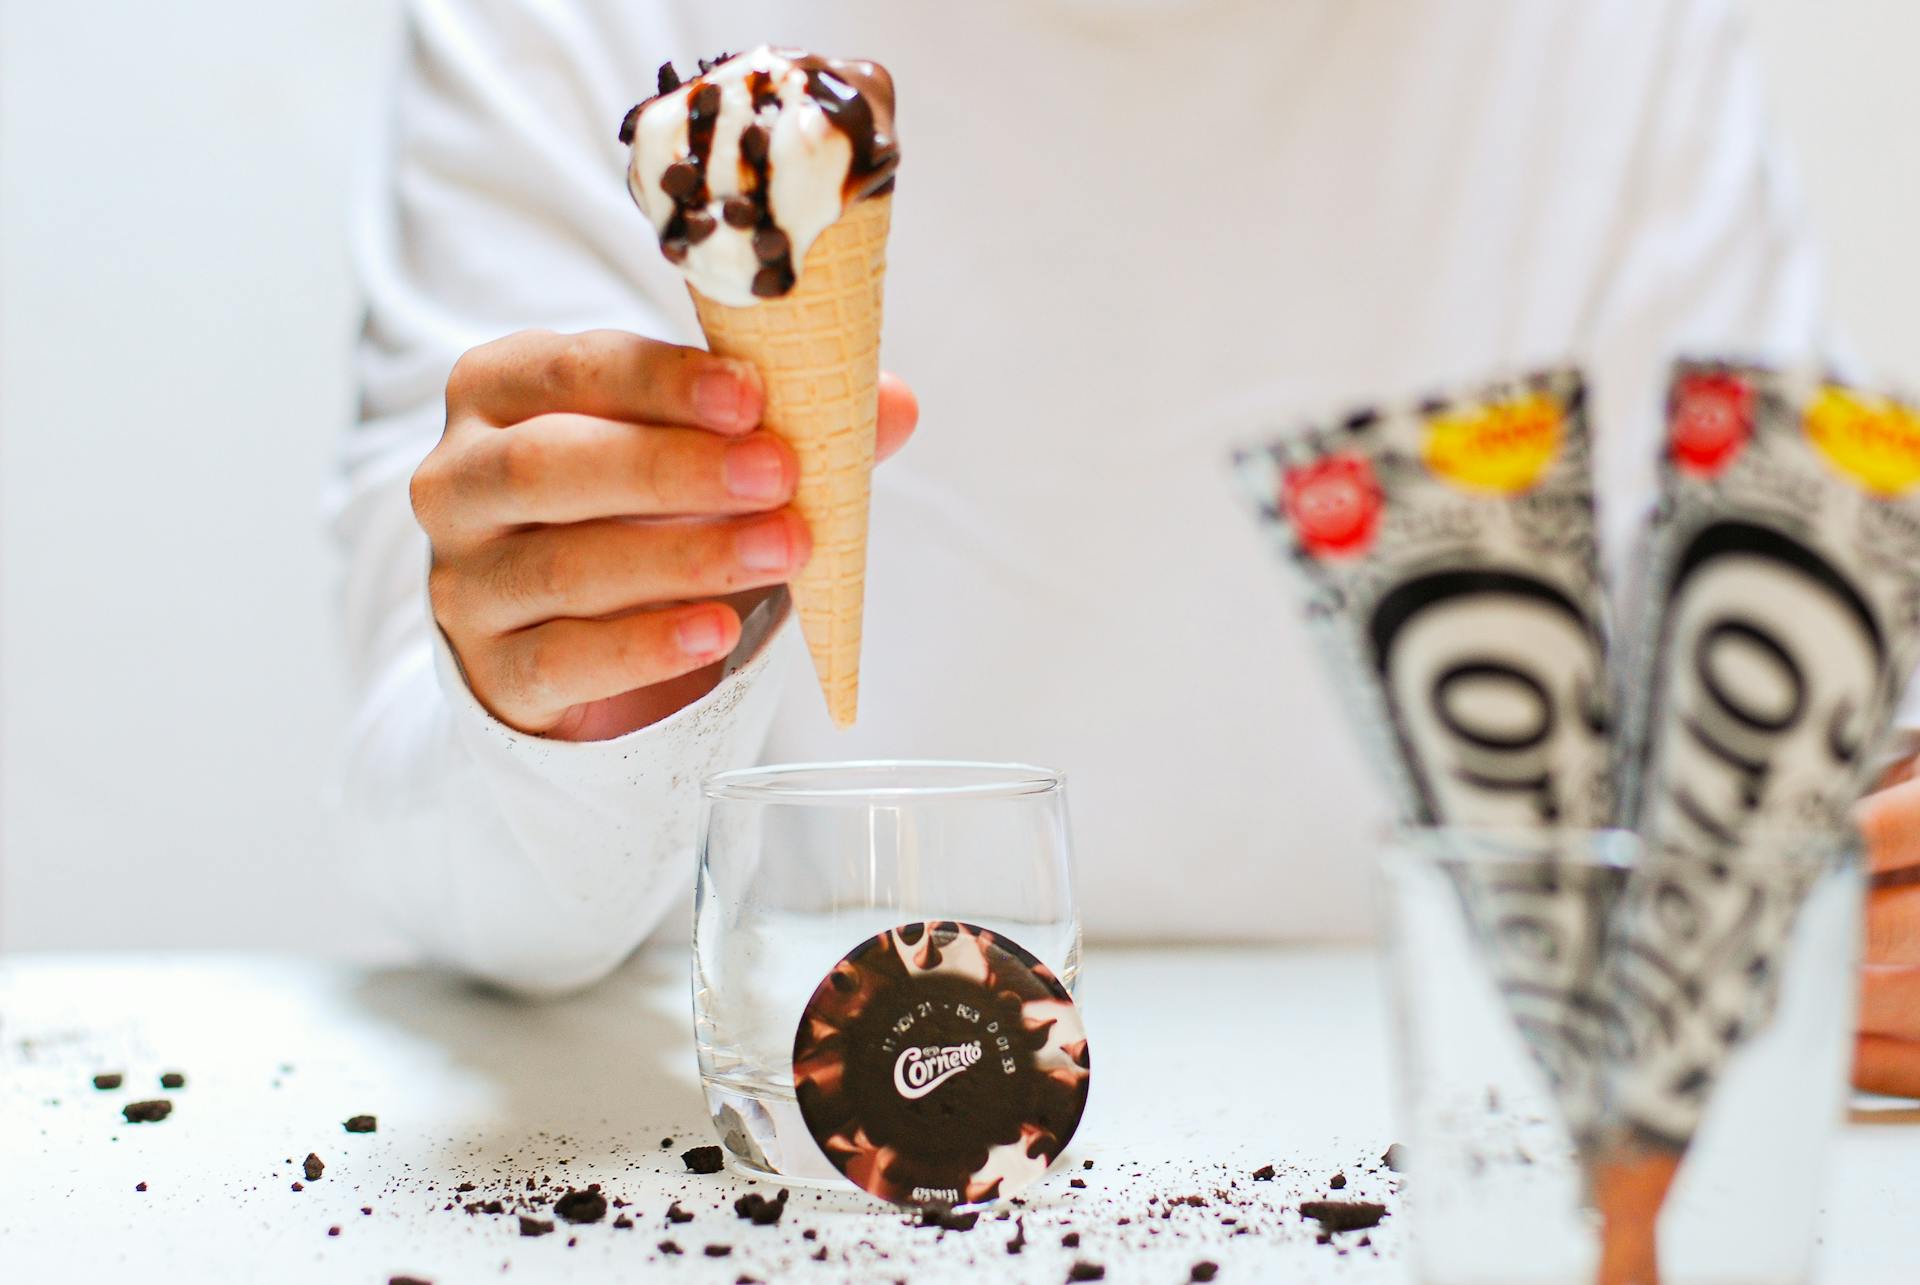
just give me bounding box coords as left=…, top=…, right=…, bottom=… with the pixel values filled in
left=618, top=49, right=899, bottom=298
left=785, top=54, right=899, bottom=202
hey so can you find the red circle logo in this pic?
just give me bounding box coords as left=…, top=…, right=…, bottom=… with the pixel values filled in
left=1283, top=453, right=1382, bottom=558
left=1669, top=372, right=1753, bottom=477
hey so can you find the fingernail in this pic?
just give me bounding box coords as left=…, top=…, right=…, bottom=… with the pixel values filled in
left=693, top=364, right=755, bottom=429
left=735, top=516, right=794, bottom=572
left=676, top=611, right=727, bottom=657
left=724, top=438, right=788, bottom=501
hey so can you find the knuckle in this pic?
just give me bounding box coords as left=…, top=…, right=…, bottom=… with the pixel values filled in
left=616, top=619, right=668, bottom=675
left=682, top=530, right=733, bottom=589
left=539, top=333, right=595, bottom=399
left=444, top=348, right=483, bottom=406
left=425, top=562, right=463, bottom=624
left=514, top=635, right=564, bottom=707
left=636, top=435, right=677, bottom=506
left=408, top=454, right=448, bottom=527
left=496, top=431, right=550, bottom=490
left=529, top=538, right=580, bottom=603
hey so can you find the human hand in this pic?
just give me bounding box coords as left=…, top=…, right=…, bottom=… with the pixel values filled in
left=1852, top=759, right=1920, bottom=1095
left=410, top=329, right=917, bottom=740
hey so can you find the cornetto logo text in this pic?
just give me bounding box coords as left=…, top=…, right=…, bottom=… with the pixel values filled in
left=1369, top=569, right=1610, bottom=828
left=1642, top=521, right=1883, bottom=847
left=893, top=1041, right=982, bottom=1101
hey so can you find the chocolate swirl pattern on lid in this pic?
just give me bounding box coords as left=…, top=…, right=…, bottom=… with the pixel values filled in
left=793, top=921, right=1090, bottom=1208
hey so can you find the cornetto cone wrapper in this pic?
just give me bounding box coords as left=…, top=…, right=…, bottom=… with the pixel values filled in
left=620, top=48, right=899, bottom=728
left=1233, top=368, right=1623, bottom=1146
left=1592, top=361, right=1920, bottom=1281
left=689, top=195, right=891, bottom=729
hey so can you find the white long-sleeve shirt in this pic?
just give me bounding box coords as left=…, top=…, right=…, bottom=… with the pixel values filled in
left=336, top=0, right=1824, bottom=994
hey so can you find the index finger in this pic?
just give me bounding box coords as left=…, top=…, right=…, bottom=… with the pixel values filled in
left=453, top=328, right=764, bottom=433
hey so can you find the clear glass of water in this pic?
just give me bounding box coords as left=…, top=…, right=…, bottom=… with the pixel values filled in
left=1382, top=826, right=1862, bottom=1285
left=693, top=761, right=1081, bottom=1184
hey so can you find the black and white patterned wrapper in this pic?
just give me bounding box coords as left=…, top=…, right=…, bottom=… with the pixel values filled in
left=1232, top=367, right=1621, bottom=1140
left=1602, top=358, right=1920, bottom=1152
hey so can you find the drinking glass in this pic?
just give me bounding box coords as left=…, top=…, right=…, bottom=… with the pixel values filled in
left=693, top=761, right=1081, bottom=1184
left=1381, top=827, right=1862, bottom=1285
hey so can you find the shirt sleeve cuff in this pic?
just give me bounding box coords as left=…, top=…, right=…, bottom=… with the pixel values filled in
left=429, top=591, right=789, bottom=782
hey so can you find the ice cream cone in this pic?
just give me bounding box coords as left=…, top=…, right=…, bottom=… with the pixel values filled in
left=1592, top=1146, right=1678, bottom=1285
left=689, top=194, right=892, bottom=728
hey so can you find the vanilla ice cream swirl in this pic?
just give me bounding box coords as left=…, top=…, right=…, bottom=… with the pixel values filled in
left=620, top=47, right=898, bottom=306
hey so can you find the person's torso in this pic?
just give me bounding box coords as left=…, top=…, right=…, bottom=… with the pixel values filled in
left=599, top=0, right=1682, bottom=941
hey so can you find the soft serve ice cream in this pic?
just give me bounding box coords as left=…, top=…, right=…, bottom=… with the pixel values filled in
left=621, top=47, right=898, bottom=307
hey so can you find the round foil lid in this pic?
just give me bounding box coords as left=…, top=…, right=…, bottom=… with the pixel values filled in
left=793, top=920, right=1091, bottom=1207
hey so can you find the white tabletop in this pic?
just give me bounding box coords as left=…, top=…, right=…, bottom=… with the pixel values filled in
left=0, top=948, right=1911, bottom=1283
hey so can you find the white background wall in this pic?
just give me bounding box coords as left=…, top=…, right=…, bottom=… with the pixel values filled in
left=3, top=1, right=1918, bottom=954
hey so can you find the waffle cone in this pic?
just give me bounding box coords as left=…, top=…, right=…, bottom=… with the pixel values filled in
left=690, top=195, right=892, bottom=729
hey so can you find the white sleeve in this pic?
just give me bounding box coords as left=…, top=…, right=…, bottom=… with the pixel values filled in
left=1579, top=0, right=1827, bottom=563
left=1575, top=0, right=1920, bottom=727
left=329, top=0, right=787, bottom=997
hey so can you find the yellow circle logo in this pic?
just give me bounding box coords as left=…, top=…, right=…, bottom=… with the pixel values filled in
left=1805, top=386, right=1920, bottom=497
left=1423, top=393, right=1563, bottom=495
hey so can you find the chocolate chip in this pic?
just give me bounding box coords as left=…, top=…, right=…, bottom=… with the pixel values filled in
left=135, top=1182, right=147, bottom=1192
left=683, top=209, right=718, bottom=245
left=659, top=1137, right=673, bottom=1149
left=733, top=1189, right=788, bottom=1225
left=555, top=1188, right=607, bottom=1224
left=123, top=1100, right=172, bottom=1124
left=92, top=1073, right=123, bottom=1090
left=1061, top=1231, right=1080, bottom=1247
left=659, top=1241, right=682, bottom=1255
left=750, top=265, right=792, bottom=298
left=917, top=1205, right=978, bottom=1232
left=159, top=1072, right=186, bottom=1090
left=681, top=1145, right=724, bottom=1175
left=704, top=1244, right=733, bottom=1257
left=344, top=1115, right=377, bottom=1134
left=690, top=83, right=720, bottom=120
left=660, top=161, right=700, bottom=202
left=304, top=1153, right=325, bottom=1181
left=751, top=225, right=789, bottom=264
left=389, top=1278, right=433, bottom=1285
left=1069, top=1178, right=1087, bottom=1190
left=618, top=104, right=642, bottom=146
left=739, top=125, right=769, bottom=165
left=1068, top=1264, right=1105, bottom=1282
left=613, top=1215, right=634, bottom=1229
left=291, top=1182, right=304, bottom=1193
left=519, top=1216, right=554, bottom=1237
left=667, top=1201, right=694, bottom=1224
left=1190, top=1264, right=1219, bottom=1283
left=1299, top=1200, right=1388, bottom=1233
left=722, top=196, right=759, bottom=228
left=327, top=1226, right=341, bottom=1238
left=1330, top=1173, right=1347, bottom=1189
left=656, top=62, right=682, bottom=96
left=1252, top=1164, right=1276, bottom=1181
left=455, top=1183, right=475, bottom=1193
